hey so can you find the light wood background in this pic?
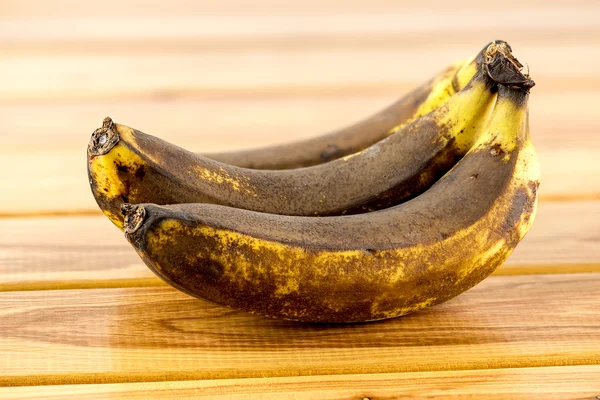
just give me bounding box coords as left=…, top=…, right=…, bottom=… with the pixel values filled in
left=1, top=1, right=600, bottom=398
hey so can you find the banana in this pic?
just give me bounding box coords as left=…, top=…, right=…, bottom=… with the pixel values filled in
left=122, top=63, right=538, bottom=323
left=202, top=45, right=485, bottom=169
left=88, top=43, right=506, bottom=230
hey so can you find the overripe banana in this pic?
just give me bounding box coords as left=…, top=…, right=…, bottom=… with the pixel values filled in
left=88, top=43, right=508, bottom=229
left=123, top=66, right=538, bottom=323
left=202, top=43, right=488, bottom=169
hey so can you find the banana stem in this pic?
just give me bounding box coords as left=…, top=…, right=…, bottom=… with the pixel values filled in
left=483, top=41, right=535, bottom=90
left=122, top=204, right=146, bottom=234
left=88, top=117, right=120, bottom=157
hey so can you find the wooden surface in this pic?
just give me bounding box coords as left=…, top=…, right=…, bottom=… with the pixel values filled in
left=1, top=0, right=600, bottom=398
left=1, top=273, right=599, bottom=386
left=1, top=366, right=599, bottom=399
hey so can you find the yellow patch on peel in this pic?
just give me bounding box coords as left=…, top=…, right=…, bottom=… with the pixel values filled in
left=148, top=220, right=373, bottom=296
left=412, top=67, right=459, bottom=116
left=147, top=219, right=185, bottom=248
left=342, top=152, right=360, bottom=162
left=373, top=297, right=438, bottom=321
left=511, top=140, right=540, bottom=241
left=312, top=250, right=366, bottom=277
left=274, top=277, right=299, bottom=296
left=387, top=60, right=465, bottom=136
left=434, top=79, right=497, bottom=152
left=113, top=123, right=260, bottom=197
left=389, top=74, right=497, bottom=161
left=89, top=124, right=145, bottom=200
left=89, top=141, right=145, bottom=198
left=147, top=219, right=305, bottom=296
left=473, top=96, right=530, bottom=162
left=454, top=55, right=479, bottom=90
left=115, top=124, right=158, bottom=163
left=387, top=263, right=406, bottom=283
left=193, top=166, right=257, bottom=197
left=149, top=205, right=511, bottom=304
left=104, top=210, right=124, bottom=229
left=89, top=128, right=148, bottom=231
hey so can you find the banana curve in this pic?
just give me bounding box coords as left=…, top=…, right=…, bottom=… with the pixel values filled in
left=205, top=41, right=503, bottom=169
left=88, top=57, right=499, bottom=227
left=124, top=83, right=539, bottom=323
left=203, top=61, right=463, bottom=169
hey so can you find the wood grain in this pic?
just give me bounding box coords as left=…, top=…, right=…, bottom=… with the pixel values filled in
left=0, top=273, right=598, bottom=386
left=1, top=366, right=599, bottom=399
left=3, top=6, right=599, bottom=42
left=1, top=44, right=597, bottom=103
left=2, top=0, right=596, bottom=19
left=1, top=201, right=599, bottom=291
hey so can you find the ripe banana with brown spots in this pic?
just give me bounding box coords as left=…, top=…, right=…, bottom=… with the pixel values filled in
left=122, top=58, right=538, bottom=323
left=201, top=42, right=491, bottom=169
left=88, top=43, right=512, bottom=230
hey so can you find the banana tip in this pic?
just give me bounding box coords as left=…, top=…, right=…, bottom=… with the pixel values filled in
left=88, top=116, right=120, bottom=157
left=122, top=204, right=146, bottom=234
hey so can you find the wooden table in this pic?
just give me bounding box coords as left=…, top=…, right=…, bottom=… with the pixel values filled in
left=1, top=1, right=599, bottom=398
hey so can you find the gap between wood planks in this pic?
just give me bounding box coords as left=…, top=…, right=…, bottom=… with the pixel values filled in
left=2, top=364, right=600, bottom=391
left=1, top=366, right=599, bottom=399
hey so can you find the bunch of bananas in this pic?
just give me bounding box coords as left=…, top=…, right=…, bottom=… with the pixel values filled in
left=87, top=40, right=539, bottom=323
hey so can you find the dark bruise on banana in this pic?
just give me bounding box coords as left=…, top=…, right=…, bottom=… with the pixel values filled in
left=87, top=43, right=512, bottom=229
left=123, top=61, right=540, bottom=323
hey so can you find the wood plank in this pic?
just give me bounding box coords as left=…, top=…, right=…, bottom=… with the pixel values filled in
left=1, top=201, right=599, bottom=291
left=0, top=44, right=598, bottom=103
left=0, top=215, right=157, bottom=289
left=1, top=366, right=599, bottom=399
left=2, top=7, right=599, bottom=43
left=0, top=273, right=598, bottom=386
left=4, top=28, right=600, bottom=57
left=3, top=0, right=595, bottom=20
